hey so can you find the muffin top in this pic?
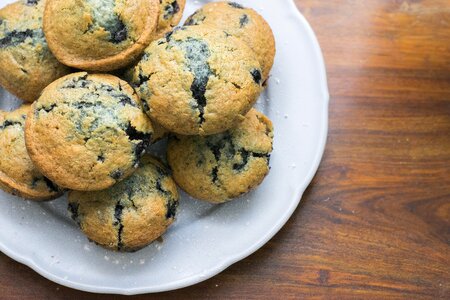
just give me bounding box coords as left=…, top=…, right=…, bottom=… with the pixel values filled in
left=185, top=1, right=276, bottom=81
left=0, top=0, right=70, bottom=102
left=125, top=26, right=263, bottom=136
left=43, top=0, right=160, bottom=71
left=25, top=72, right=154, bottom=191
left=68, top=156, right=179, bottom=252
left=154, top=0, right=186, bottom=38
left=0, top=105, right=62, bottom=200
left=167, top=108, right=274, bottom=203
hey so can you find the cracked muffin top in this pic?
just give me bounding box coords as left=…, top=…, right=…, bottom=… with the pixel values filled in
left=43, top=0, right=160, bottom=71
left=125, top=26, right=263, bottom=136
left=0, top=0, right=71, bottom=102
left=167, top=108, right=273, bottom=203
left=25, top=72, right=154, bottom=191
left=185, top=1, right=276, bottom=81
left=68, top=155, right=179, bottom=252
left=0, top=105, right=62, bottom=201
left=154, top=0, right=186, bottom=39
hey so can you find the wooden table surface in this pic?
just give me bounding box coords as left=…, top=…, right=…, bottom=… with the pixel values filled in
left=1, top=0, right=449, bottom=299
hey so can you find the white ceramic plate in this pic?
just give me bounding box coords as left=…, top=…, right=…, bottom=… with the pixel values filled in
left=0, top=0, right=329, bottom=294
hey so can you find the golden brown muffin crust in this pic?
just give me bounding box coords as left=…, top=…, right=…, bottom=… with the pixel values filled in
left=25, top=72, right=154, bottom=191
left=43, top=0, right=160, bottom=71
left=154, top=0, right=186, bottom=38
left=0, top=0, right=70, bottom=102
left=68, top=156, right=179, bottom=252
left=125, top=26, right=263, bottom=136
left=0, top=105, right=62, bottom=200
left=185, top=1, right=276, bottom=80
left=167, top=108, right=274, bottom=203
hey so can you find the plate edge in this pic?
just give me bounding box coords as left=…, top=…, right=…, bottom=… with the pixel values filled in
left=0, top=0, right=330, bottom=294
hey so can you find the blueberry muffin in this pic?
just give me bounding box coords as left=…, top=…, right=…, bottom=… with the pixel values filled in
left=125, top=26, right=263, bottom=136
left=68, top=156, right=179, bottom=252
left=185, top=1, right=276, bottom=81
left=167, top=109, right=273, bottom=203
left=0, top=0, right=70, bottom=102
left=25, top=72, right=154, bottom=191
left=154, top=0, right=186, bottom=38
left=43, top=0, right=160, bottom=71
left=0, top=105, right=62, bottom=201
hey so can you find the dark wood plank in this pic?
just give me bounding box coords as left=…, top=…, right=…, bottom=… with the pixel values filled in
left=0, top=0, right=449, bottom=299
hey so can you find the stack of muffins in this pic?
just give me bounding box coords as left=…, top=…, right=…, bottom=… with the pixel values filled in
left=0, top=1, right=276, bottom=252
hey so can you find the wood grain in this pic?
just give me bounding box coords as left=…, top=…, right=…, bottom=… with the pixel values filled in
left=1, top=0, right=449, bottom=299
